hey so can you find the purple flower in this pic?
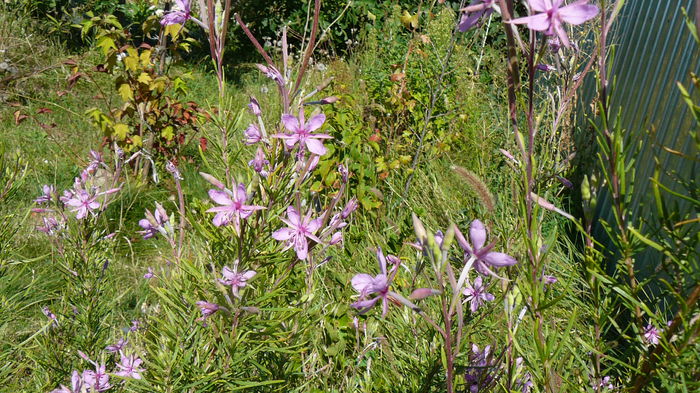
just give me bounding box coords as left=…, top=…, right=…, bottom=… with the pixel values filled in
left=536, top=63, right=556, bottom=72
left=351, top=248, right=394, bottom=317
left=42, top=306, right=57, bottom=325
left=456, top=219, right=517, bottom=278
left=138, top=203, right=170, bottom=240
left=105, top=338, right=127, bottom=353
left=543, top=275, right=558, bottom=285
left=463, top=276, right=495, bottom=312
left=349, top=248, right=419, bottom=317
left=341, top=197, right=359, bottom=219
left=248, top=96, right=262, bottom=117
left=509, top=0, right=600, bottom=48
left=78, top=351, right=111, bottom=392
left=244, top=124, right=262, bottom=145
left=85, top=150, right=104, bottom=174
left=206, top=183, right=265, bottom=231
left=115, top=353, right=145, bottom=379
left=329, top=231, right=343, bottom=246
left=37, top=216, right=61, bottom=235
left=465, top=344, right=497, bottom=392
left=549, top=37, right=561, bottom=52
left=160, top=0, right=191, bottom=26
left=255, top=64, right=285, bottom=86
left=459, top=0, right=496, bottom=31
left=129, top=320, right=141, bottom=332
left=35, top=185, right=55, bottom=204
left=196, top=301, right=221, bottom=321
left=338, top=164, right=349, bottom=183
left=643, top=323, right=661, bottom=345
left=64, top=189, right=100, bottom=219
left=248, top=147, right=269, bottom=177
left=165, top=161, right=182, bottom=180
left=143, top=267, right=155, bottom=279
left=273, top=112, right=333, bottom=156
left=50, top=370, right=83, bottom=393
left=218, top=265, right=256, bottom=298
left=272, top=206, right=323, bottom=260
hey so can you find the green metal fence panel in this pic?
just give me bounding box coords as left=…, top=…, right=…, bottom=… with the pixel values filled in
left=588, top=0, right=699, bottom=275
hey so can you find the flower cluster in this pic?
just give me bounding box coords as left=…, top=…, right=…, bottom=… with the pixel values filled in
left=33, top=151, right=121, bottom=236
left=50, top=348, right=144, bottom=393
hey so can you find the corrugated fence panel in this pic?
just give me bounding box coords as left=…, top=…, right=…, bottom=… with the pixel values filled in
left=588, top=0, right=699, bottom=278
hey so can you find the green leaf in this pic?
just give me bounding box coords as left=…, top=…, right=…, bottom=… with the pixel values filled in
left=113, top=123, right=129, bottom=141
left=95, top=35, right=116, bottom=55
left=117, top=83, right=133, bottom=102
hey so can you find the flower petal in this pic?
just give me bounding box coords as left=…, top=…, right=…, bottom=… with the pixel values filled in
left=482, top=251, right=517, bottom=267
left=272, top=227, right=294, bottom=241
left=286, top=206, right=300, bottom=225
left=509, top=13, right=550, bottom=31
left=558, top=2, right=599, bottom=25
left=469, top=219, right=487, bottom=251
left=305, top=113, right=326, bottom=132
left=294, top=236, right=308, bottom=260
left=305, top=138, right=327, bottom=156
left=209, top=189, right=232, bottom=206
left=351, top=297, right=380, bottom=312
left=528, top=0, right=548, bottom=12
left=351, top=273, right=375, bottom=293
left=281, top=114, right=300, bottom=133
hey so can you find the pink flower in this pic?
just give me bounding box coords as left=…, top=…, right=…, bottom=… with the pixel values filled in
left=35, top=184, right=55, bottom=204
left=248, top=96, right=262, bottom=117
left=643, top=323, right=661, bottom=345
left=509, top=0, right=599, bottom=48
left=462, top=276, right=495, bottom=312
left=273, top=112, right=333, bottom=156
left=272, top=206, right=323, bottom=260
left=37, top=216, right=61, bottom=235
left=196, top=301, right=221, bottom=321
left=42, top=306, right=57, bottom=325
left=341, top=197, right=359, bottom=219
left=456, top=219, right=517, bottom=278
left=244, top=124, right=262, bottom=145
left=64, top=189, right=100, bottom=219
left=458, top=0, right=496, bottom=32
left=78, top=351, right=111, bottom=392
left=105, top=338, right=127, bottom=353
left=138, top=203, right=171, bottom=239
left=114, top=353, right=145, bottom=379
left=349, top=248, right=419, bottom=317
left=255, top=64, right=285, bottom=86
left=160, top=0, right=191, bottom=26
left=206, top=183, right=265, bottom=231
left=351, top=249, right=393, bottom=316
left=218, top=266, right=256, bottom=298
left=50, top=370, right=83, bottom=393
left=248, top=147, right=269, bottom=177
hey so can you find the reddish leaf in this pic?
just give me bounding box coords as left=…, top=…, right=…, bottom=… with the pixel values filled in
left=36, top=107, right=53, bottom=114
left=63, top=58, right=78, bottom=66
left=390, top=72, right=406, bottom=82
left=14, top=110, right=28, bottom=125
left=199, top=137, right=208, bottom=152
left=67, top=72, right=85, bottom=89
